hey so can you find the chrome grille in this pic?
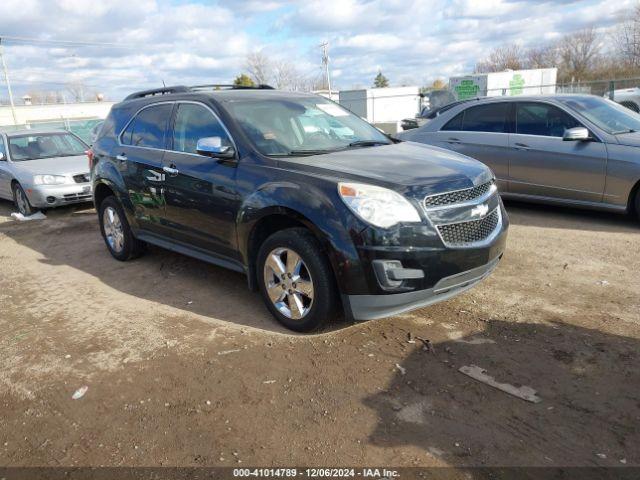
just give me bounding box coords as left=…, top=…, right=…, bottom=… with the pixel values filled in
left=424, top=180, right=494, bottom=208
left=437, top=208, right=500, bottom=246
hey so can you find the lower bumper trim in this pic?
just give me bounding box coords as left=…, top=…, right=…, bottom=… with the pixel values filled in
left=346, top=254, right=502, bottom=321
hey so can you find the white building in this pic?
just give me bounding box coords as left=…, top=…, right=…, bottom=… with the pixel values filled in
left=0, top=101, right=114, bottom=128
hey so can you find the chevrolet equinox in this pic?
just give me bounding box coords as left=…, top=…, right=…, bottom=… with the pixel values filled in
left=90, top=85, right=508, bottom=332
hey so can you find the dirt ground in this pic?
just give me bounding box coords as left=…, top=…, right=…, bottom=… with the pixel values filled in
left=0, top=197, right=639, bottom=469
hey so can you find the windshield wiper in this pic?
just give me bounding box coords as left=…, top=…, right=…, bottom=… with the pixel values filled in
left=284, top=149, right=342, bottom=156
left=347, top=140, right=392, bottom=148
left=612, top=129, right=637, bottom=135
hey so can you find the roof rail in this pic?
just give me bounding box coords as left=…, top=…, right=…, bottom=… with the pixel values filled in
left=122, top=83, right=276, bottom=102
left=189, top=84, right=275, bottom=91
left=123, top=86, right=190, bottom=101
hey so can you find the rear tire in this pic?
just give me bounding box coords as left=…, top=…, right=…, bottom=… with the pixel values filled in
left=12, top=183, right=38, bottom=216
left=635, top=189, right=640, bottom=223
left=98, top=196, right=145, bottom=261
left=257, top=228, right=338, bottom=332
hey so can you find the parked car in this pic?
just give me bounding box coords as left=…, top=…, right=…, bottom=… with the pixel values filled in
left=0, top=129, right=92, bottom=215
left=91, top=85, right=508, bottom=332
left=90, top=120, right=105, bottom=144
left=397, top=95, right=640, bottom=220
left=604, top=87, right=640, bottom=113
left=401, top=99, right=480, bottom=131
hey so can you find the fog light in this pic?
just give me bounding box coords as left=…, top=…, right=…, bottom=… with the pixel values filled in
left=372, top=260, right=424, bottom=289
left=46, top=196, right=56, bottom=204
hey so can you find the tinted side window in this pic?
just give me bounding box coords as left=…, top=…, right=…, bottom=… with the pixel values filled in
left=462, top=103, right=508, bottom=133
left=122, top=104, right=172, bottom=148
left=442, top=112, right=463, bottom=131
left=171, top=103, right=231, bottom=154
left=516, top=102, right=580, bottom=137
left=0, top=137, right=5, bottom=159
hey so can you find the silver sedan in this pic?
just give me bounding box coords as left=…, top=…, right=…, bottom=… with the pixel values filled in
left=0, top=129, right=92, bottom=216
left=397, top=95, right=640, bottom=221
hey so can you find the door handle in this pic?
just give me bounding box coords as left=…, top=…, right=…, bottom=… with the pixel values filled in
left=513, top=142, right=531, bottom=150
left=447, top=137, right=462, bottom=144
left=163, top=165, right=179, bottom=176
left=116, top=154, right=127, bottom=162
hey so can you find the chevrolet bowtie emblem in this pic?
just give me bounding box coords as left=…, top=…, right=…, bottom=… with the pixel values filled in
left=470, top=204, right=489, bottom=218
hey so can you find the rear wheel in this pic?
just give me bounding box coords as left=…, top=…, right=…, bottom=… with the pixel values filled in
left=257, top=228, right=338, bottom=332
left=635, top=188, right=640, bottom=223
left=12, top=183, right=38, bottom=216
left=98, top=196, right=145, bottom=261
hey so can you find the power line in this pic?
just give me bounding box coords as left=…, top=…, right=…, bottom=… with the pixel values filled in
left=0, top=34, right=137, bottom=49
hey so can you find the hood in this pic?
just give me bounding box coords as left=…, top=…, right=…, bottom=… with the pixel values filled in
left=279, top=141, right=492, bottom=195
left=11, top=155, right=89, bottom=176
left=614, top=131, right=640, bottom=147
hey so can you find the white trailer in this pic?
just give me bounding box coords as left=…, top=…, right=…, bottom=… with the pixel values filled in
left=338, top=86, right=422, bottom=132
left=450, top=68, right=557, bottom=100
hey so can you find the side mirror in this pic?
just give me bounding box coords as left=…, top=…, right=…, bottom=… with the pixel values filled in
left=196, top=137, right=235, bottom=159
left=563, top=127, right=591, bottom=141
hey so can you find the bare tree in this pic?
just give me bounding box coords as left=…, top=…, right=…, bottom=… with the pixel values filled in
left=475, top=44, right=524, bottom=73
left=246, top=51, right=272, bottom=85
left=616, top=3, right=640, bottom=67
left=66, top=81, right=89, bottom=102
left=557, top=27, right=601, bottom=81
left=526, top=44, right=559, bottom=69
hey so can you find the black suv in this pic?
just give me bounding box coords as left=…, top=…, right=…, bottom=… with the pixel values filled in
left=90, top=85, right=508, bottom=332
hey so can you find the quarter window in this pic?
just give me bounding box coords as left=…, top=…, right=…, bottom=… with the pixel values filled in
left=442, top=112, right=463, bottom=131
left=121, top=103, right=172, bottom=148
left=516, top=102, right=580, bottom=137
left=171, top=103, right=231, bottom=154
left=0, top=136, right=5, bottom=159
left=461, top=103, right=509, bottom=133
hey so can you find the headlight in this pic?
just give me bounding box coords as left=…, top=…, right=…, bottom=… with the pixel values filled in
left=338, top=182, right=421, bottom=228
left=33, top=175, right=67, bottom=185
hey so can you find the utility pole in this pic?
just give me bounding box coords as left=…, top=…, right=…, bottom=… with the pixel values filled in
left=320, top=41, right=332, bottom=98
left=0, top=37, right=18, bottom=125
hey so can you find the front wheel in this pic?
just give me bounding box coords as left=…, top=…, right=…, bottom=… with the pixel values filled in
left=12, top=183, right=38, bottom=216
left=257, top=228, right=338, bottom=332
left=98, top=196, right=145, bottom=261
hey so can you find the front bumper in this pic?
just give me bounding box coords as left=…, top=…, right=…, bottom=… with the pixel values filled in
left=345, top=254, right=502, bottom=320
left=25, top=183, right=93, bottom=208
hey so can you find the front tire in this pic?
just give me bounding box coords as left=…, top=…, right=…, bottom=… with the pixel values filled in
left=98, top=196, right=145, bottom=261
left=12, top=183, right=38, bottom=216
left=257, top=228, right=338, bottom=332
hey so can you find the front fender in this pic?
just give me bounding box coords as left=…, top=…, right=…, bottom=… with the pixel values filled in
left=237, top=180, right=368, bottom=295
left=93, top=160, right=139, bottom=229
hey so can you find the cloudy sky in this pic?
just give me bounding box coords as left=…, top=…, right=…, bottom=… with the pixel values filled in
left=0, top=0, right=635, bottom=101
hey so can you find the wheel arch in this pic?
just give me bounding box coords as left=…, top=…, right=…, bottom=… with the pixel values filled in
left=619, top=100, right=640, bottom=113
left=629, top=177, right=640, bottom=215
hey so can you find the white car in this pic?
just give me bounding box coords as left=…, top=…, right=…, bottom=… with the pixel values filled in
left=605, top=87, right=640, bottom=113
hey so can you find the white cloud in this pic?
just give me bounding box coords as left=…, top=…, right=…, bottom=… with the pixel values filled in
left=0, top=0, right=634, bottom=100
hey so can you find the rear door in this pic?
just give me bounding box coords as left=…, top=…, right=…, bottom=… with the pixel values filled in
left=161, top=102, right=240, bottom=259
left=116, top=102, right=173, bottom=234
left=509, top=101, right=607, bottom=202
left=429, top=103, right=511, bottom=192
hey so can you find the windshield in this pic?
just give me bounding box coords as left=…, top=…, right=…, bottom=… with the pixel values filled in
left=559, top=96, right=640, bottom=135
left=225, top=97, right=391, bottom=156
left=8, top=133, right=88, bottom=162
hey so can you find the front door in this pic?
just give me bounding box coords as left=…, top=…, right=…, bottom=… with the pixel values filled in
left=116, top=102, right=173, bottom=234
left=0, top=135, right=11, bottom=200
left=162, top=102, right=240, bottom=260
left=509, top=102, right=607, bottom=203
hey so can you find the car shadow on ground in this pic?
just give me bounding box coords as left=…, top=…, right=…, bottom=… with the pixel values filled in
left=503, top=199, right=639, bottom=233
left=0, top=199, right=353, bottom=335
left=364, top=318, right=640, bottom=469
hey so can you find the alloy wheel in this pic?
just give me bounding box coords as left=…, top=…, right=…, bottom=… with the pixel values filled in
left=263, top=247, right=314, bottom=320
left=103, top=206, right=125, bottom=253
